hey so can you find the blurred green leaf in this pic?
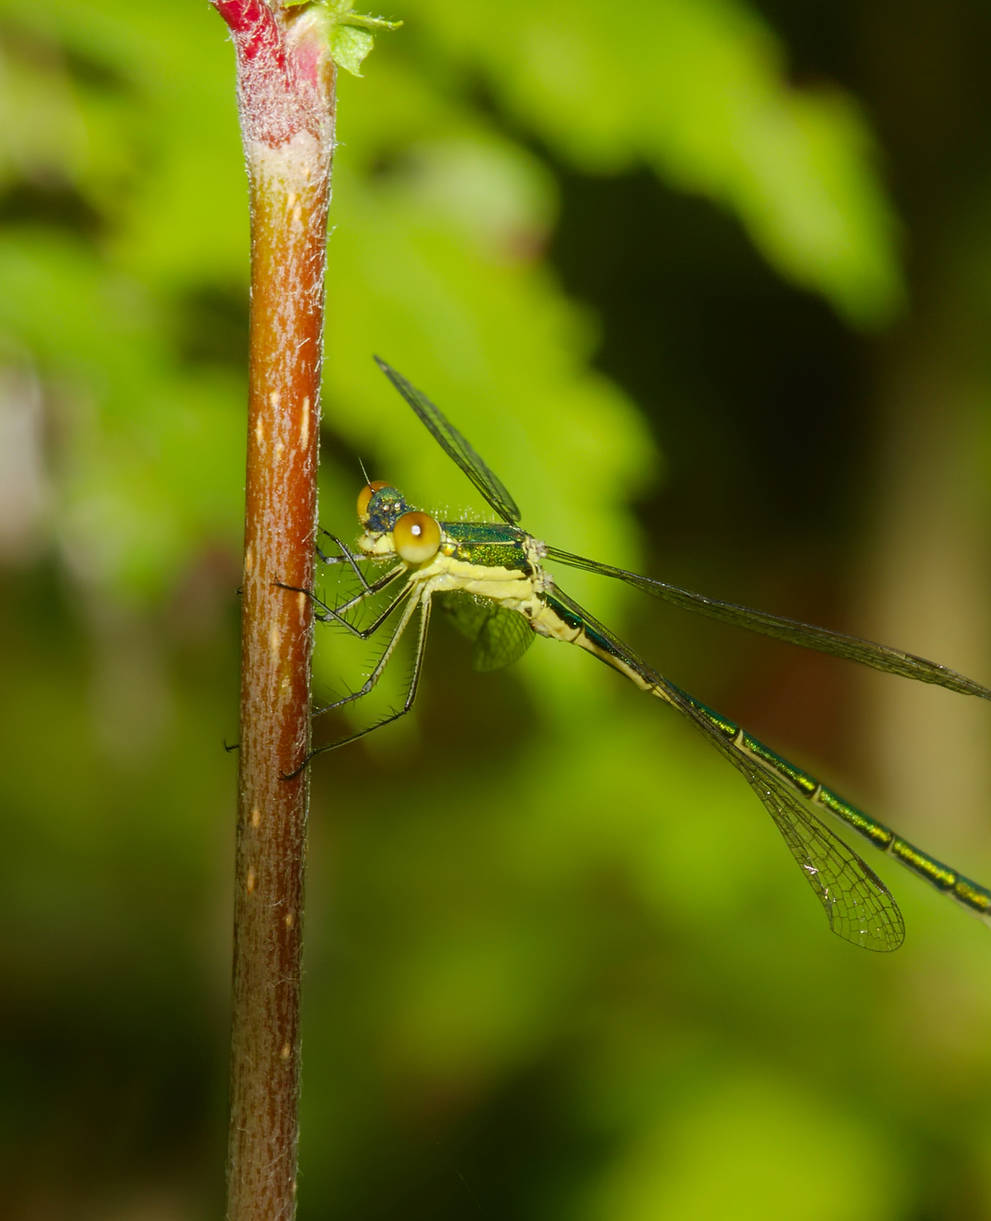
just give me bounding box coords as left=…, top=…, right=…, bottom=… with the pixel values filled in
left=416, top=0, right=904, bottom=324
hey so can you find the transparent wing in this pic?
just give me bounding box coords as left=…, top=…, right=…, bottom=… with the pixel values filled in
left=706, top=728, right=905, bottom=950
left=374, top=357, right=521, bottom=524
left=546, top=546, right=991, bottom=702
left=549, top=585, right=906, bottom=951
left=441, top=594, right=534, bottom=671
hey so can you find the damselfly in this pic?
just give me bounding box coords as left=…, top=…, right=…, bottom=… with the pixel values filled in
left=303, top=358, right=991, bottom=950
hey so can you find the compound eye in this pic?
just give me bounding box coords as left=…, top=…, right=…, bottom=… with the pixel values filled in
left=357, top=480, right=391, bottom=523
left=394, top=511, right=441, bottom=564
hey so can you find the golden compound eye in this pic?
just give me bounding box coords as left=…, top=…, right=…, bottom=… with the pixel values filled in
left=393, top=511, right=441, bottom=564
left=357, top=480, right=391, bottom=522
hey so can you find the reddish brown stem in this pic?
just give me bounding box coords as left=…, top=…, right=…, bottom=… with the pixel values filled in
left=212, top=0, right=284, bottom=68
left=211, top=4, right=336, bottom=1219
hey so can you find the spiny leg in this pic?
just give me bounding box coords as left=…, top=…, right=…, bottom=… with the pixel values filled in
left=314, top=532, right=401, bottom=614
left=331, top=563, right=407, bottom=621
left=284, top=593, right=433, bottom=778
left=314, top=533, right=411, bottom=620
left=315, top=529, right=366, bottom=565
left=315, top=584, right=420, bottom=714
left=316, top=533, right=377, bottom=588
left=274, top=563, right=406, bottom=632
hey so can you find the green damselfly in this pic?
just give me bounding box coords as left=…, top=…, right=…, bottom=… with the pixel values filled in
left=305, top=358, right=991, bottom=951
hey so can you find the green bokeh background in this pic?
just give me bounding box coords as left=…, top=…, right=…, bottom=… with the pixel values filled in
left=2, top=3, right=991, bottom=1218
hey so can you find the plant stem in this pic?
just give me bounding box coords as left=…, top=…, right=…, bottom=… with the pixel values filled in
left=210, top=5, right=336, bottom=1218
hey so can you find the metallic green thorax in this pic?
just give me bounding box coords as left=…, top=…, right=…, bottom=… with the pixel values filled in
left=439, top=521, right=534, bottom=573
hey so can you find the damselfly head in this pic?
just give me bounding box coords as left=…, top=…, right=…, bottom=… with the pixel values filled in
left=357, top=481, right=411, bottom=536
